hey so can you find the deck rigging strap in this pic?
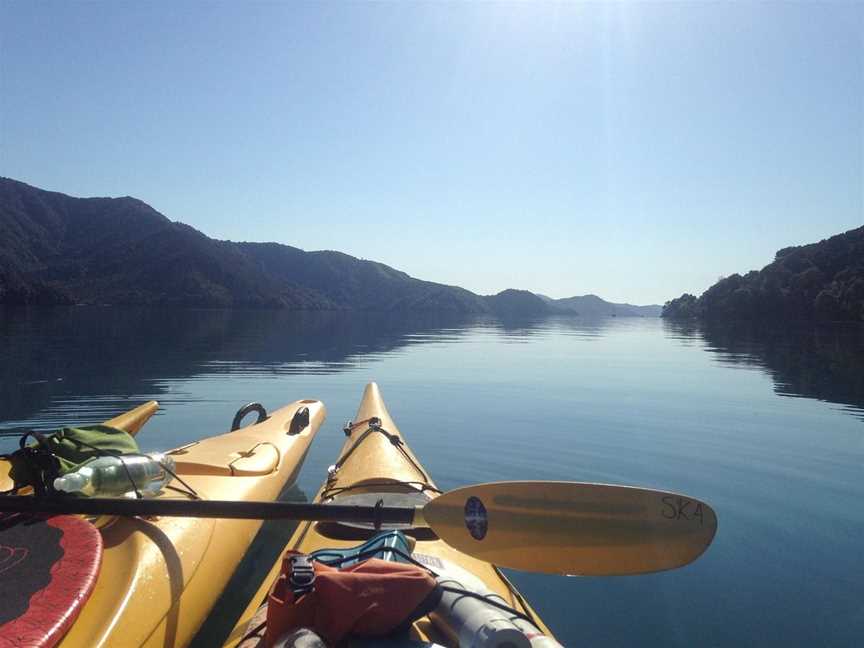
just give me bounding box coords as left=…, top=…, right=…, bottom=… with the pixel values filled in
left=321, top=479, right=441, bottom=501
left=330, top=420, right=431, bottom=484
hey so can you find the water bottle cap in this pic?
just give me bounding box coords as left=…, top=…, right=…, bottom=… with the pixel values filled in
left=54, top=472, right=87, bottom=493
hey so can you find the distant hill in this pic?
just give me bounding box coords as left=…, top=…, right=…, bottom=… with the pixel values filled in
left=663, top=226, right=864, bottom=321
left=485, top=289, right=552, bottom=317
left=0, top=177, right=488, bottom=311
left=540, top=294, right=662, bottom=317
left=0, top=177, right=658, bottom=315
left=238, top=242, right=486, bottom=312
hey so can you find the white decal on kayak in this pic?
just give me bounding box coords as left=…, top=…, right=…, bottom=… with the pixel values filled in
left=412, top=553, right=444, bottom=569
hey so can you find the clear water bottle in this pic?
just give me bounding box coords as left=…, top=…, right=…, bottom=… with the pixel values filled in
left=53, top=453, right=175, bottom=497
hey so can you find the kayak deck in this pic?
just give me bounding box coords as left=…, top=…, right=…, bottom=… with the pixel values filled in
left=22, top=398, right=327, bottom=648
left=225, top=383, right=552, bottom=647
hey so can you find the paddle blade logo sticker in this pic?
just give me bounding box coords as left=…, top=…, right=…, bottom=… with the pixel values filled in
left=464, top=496, right=488, bottom=540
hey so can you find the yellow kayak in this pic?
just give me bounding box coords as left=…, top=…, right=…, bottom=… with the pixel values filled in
left=2, top=397, right=326, bottom=648
left=225, top=383, right=556, bottom=647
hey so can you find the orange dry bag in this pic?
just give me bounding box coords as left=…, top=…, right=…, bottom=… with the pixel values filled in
left=265, top=552, right=441, bottom=646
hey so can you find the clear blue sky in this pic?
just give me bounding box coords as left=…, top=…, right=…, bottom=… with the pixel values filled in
left=1, top=2, right=861, bottom=304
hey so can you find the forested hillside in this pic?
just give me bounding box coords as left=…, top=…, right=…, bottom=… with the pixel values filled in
left=663, top=227, right=864, bottom=321
left=1, top=177, right=661, bottom=316
left=0, top=178, right=487, bottom=311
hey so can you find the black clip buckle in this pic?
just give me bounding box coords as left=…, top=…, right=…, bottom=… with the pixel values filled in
left=373, top=498, right=384, bottom=531
left=288, top=555, right=316, bottom=596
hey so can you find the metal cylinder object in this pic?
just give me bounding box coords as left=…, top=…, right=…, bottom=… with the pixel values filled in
left=430, top=578, right=531, bottom=648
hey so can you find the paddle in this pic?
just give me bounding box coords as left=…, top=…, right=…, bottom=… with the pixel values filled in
left=421, top=482, right=717, bottom=576
left=0, top=481, right=716, bottom=576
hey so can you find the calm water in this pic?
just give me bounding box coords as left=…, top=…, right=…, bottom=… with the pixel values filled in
left=2, top=307, right=863, bottom=647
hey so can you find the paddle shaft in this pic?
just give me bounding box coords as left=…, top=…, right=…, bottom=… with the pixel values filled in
left=0, top=481, right=718, bottom=575
left=0, top=495, right=418, bottom=524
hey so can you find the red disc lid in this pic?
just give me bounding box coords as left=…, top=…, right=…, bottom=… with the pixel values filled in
left=0, top=513, right=102, bottom=648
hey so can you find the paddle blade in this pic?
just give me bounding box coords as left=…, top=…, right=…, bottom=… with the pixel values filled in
left=422, top=481, right=717, bottom=576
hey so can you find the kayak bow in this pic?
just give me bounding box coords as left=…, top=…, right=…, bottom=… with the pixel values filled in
left=225, top=383, right=556, bottom=647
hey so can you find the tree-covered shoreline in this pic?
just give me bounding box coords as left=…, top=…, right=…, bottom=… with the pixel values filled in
left=663, top=226, right=864, bottom=322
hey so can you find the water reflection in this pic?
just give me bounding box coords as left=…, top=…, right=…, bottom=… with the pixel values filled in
left=4, top=307, right=863, bottom=427
left=190, top=483, right=308, bottom=647
left=3, top=308, right=864, bottom=647
left=664, top=319, right=864, bottom=418
left=487, top=314, right=621, bottom=341
left=0, top=307, right=487, bottom=423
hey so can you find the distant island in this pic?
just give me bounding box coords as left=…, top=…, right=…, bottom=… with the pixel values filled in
left=663, top=226, right=864, bottom=321
left=0, top=178, right=660, bottom=317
